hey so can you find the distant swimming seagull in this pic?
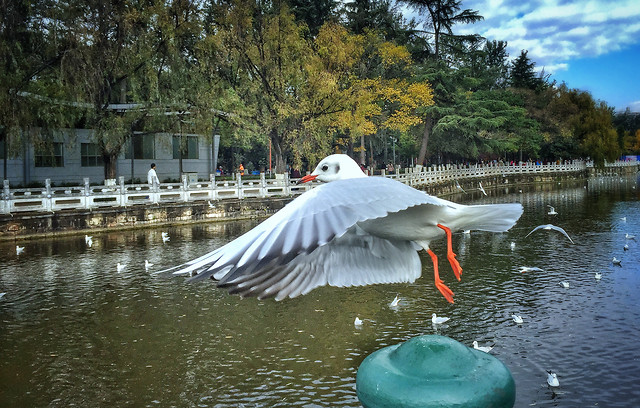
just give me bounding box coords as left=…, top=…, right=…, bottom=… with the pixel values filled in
left=612, top=257, right=622, bottom=266
left=625, top=233, right=635, bottom=240
left=16, top=245, right=24, bottom=255
left=620, top=217, right=627, bottom=222
left=162, top=232, right=170, bottom=243
left=510, top=242, right=516, bottom=250
left=560, top=281, right=570, bottom=288
left=389, top=295, right=400, bottom=307
left=117, top=263, right=126, bottom=272
left=525, top=224, right=574, bottom=244
left=594, top=272, right=602, bottom=280
left=85, top=235, right=92, bottom=244
left=547, top=205, right=558, bottom=215
left=478, top=182, right=487, bottom=196
left=432, top=313, right=450, bottom=324
left=145, top=260, right=154, bottom=270
left=472, top=341, right=493, bottom=353
left=547, top=371, right=560, bottom=387
left=354, top=317, right=363, bottom=326
left=519, top=266, right=544, bottom=273
left=624, top=244, right=629, bottom=251
left=512, top=314, right=523, bottom=324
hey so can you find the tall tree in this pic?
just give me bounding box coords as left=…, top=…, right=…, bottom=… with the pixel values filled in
left=400, top=0, right=483, bottom=60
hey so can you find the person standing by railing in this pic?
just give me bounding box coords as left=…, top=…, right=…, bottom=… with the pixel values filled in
left=148, top=163, right=160, bottom=190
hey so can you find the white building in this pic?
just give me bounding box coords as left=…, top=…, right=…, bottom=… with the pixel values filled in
left=1, top=129, right=221, bottom=186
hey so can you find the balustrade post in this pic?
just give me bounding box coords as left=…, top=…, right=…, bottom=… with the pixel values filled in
left=236, top=173, right=243, bottom=199
left=118, top=176, right=126, bottom=206
left=210, top=174, right=216, bottom=201
left=3, top=180, right=10, bottom=214
left=260, top=173, right=266, bottom=198
left=83, top=178, right=90, bottom=209
left=284, top=172, right=291, bottom=195
left=45, top=179, right=53, bottom=212
left=182, top=174, right=189, bottom=202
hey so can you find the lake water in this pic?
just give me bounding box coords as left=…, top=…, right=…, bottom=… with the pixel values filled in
left=1, top=175, right=639, bottom=407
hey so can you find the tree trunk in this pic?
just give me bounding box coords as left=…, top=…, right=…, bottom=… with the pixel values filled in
left=104, top=152, right=118, bottom=180
left=417, top=115, right=434, bottom=166
left=270, top=130, right=286, bottom=174
left=359, top=134, right=365, bottom=165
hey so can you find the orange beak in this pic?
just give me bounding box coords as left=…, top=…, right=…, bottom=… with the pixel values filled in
left=299, top=174, right=318, bottom=184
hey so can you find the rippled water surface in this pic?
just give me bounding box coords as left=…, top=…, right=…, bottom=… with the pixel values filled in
left=1, top=175, right=640, bottom=407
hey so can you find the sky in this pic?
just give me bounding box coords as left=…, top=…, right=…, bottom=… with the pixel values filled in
left=408, top=0, right=640, bottom=112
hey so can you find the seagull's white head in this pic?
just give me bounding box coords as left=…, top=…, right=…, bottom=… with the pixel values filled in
left=300, top=154, right=366, bottom=183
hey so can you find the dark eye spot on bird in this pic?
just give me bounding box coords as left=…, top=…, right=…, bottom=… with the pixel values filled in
left=336, top=164, right=340, bottom=172
left=322, top=165, right=329, bottom=171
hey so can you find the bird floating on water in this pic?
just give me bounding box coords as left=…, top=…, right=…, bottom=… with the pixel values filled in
left=160, top=154, right=523, bottom=304
left=389, top=295, right=400, bottom=308
left=612, top=257, right=622, bottom=266
left=525, top=224, right=574, bottom=244
left=560, top=281, right=570, bottom=288
left=472, top=341, right=493, bottom=353
left=117, top=263, right=126, bottom=272
left=354, top=317, right=363, bottom=327
left=478, top=182, right=487, bottom=196
left=625, top=233, right=635, bottom=240
left=547, top=205, right=558, bottom=215
left=432, top=313, right=450, bottom=325
left=519, top=266, right=544, bottom=273
left=145, top=260, right=154, bottom=270
left=85, top=235, right=93, bottom=247
left=512, top=314, right=524, bottom=324
left=594, top=272, right=602, bottom=280
left=624, top=244, right=629, bottom=251
left=16, top=245, right=24, bottom=255
left=510, top=242, right=516, bottom=250
left=162, top=232, right=170, bottom=243
left=620, top=217, right=627, bottom=222
left=547, top=371, right=560, bottom=387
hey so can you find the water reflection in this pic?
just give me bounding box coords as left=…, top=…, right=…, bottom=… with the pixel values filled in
left=1, top=175, right=639, bottom=407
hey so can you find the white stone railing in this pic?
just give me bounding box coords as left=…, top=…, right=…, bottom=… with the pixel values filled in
left=1, top=160, right=636, bottom=214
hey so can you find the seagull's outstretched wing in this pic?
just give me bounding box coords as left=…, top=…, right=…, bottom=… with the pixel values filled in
left=218, top=226, right=422, bottom=300
left=158, top=177, right=446, bottom=280
left=525, top=224, right=574, bottom=244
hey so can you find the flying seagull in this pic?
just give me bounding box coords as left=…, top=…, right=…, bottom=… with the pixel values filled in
left=525, top=224, right=574, bottom=244
left=161, top=154, right=523, bottom=304
left=478, top=182, right=487, bottom=196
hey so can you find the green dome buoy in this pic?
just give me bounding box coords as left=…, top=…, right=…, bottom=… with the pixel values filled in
left=356, top=335, right=515, bottom=408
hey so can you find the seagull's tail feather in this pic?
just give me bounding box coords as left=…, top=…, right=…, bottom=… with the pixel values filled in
left=457, top=203, right=523, bottom=232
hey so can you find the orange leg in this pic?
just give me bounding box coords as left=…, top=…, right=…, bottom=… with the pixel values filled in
left=427, top=249, right=454, bottom=304
left=437, top=223, right=463, bottom=281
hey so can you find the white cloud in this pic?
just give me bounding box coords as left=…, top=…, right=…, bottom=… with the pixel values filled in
left=628, top=101, right=640, bottom=113
left=458, top=0, right=640, bottom=66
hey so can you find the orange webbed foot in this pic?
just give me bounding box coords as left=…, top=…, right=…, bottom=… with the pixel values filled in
left=437, top=223, right=463, bottom=281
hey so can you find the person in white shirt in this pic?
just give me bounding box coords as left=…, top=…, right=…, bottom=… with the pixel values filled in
left=147, top=163, right=160, bottom=188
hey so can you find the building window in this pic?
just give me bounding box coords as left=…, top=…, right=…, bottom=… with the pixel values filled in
left=173, top=135, right=199, bottom=159
left=81, top=143, right=104, bottom=167
left=35, top=142, right=64, bottom=167
left=125, top=134, right=155, bottom=159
